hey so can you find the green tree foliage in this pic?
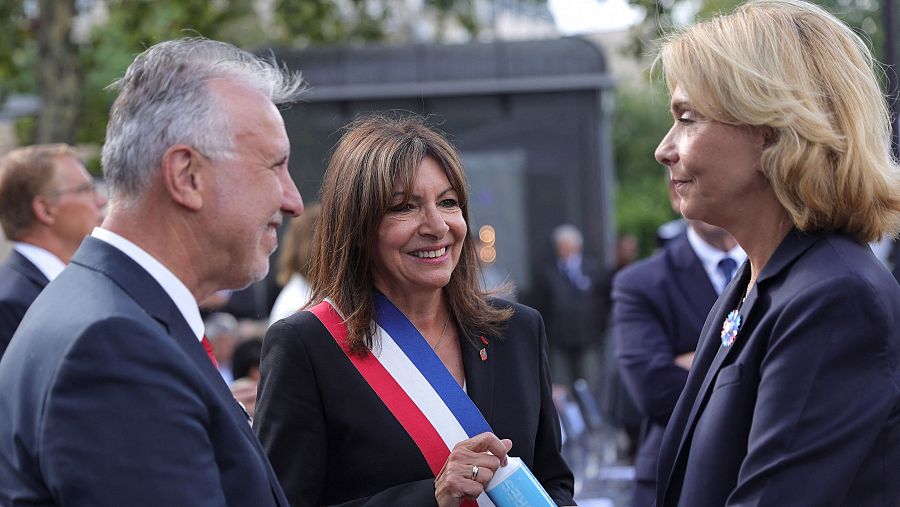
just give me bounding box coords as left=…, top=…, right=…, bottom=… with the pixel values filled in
left=614, top=83, right=677, bottom=256
left=0, top=0, right=35, bottom=102
left=276, top=0, right=389, bottom=45
left=630, top=0, right=883, bottom=59
left=78, top=0, right=262, bottom=146
left=2, top=0, right=499, bottom=161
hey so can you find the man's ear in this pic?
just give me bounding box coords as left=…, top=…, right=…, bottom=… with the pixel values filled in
left=161, top=144, right=205, bottom=211
left=31, top=195, right=57, bottom=226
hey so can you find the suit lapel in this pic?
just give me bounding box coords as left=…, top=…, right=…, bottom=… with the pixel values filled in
left=8, top=250, right=50, bottom=289
left=678, top=264, right=753, bottom=445
left=463, top=332, right=495, bottom=427
left=72, top=238, right=287, bottom=505
left=658, top=263, right=744, bottom=502
left=669, top=233, right=719, bottom=322
left=74, top=238, right=253, bottom=424
left=695, top=287, right=758, bottom=396
left=143, top=297, right=289, bottom=506
left=660, top=229, right=825, bottom=503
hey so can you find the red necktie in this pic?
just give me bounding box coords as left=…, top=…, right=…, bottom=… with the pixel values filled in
left=201, top=335, right=218, bottom=368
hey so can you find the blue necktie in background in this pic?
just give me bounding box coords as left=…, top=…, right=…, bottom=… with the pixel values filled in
left=564, top=263, right=591, bottom=291
left=717, top=257, right=738, bottom=288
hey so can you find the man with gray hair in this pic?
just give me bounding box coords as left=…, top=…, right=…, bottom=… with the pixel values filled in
left=537, top=224, right=611, bottom=387
left=0, top=38, right=304, bottom=505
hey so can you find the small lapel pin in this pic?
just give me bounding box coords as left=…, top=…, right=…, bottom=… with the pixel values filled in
left=479, top=336, right=488, bottom=361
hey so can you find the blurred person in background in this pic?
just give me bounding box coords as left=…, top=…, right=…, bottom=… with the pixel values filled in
left=615, top=233, right=639, bottom=270
left=613, top=208, right=744, bottom=505
left=254, top=115, right=575, bottom=507
left=230, top=337, right=263, bottom=418
left=268, top=203, right=320, bottom=325
left=204, top=311, right=240, bottom=383
left=653, top=1, right=900, bottom=504
left=0, top=38, right=304, bottom=505
left=0, top=144, right=106, bottom=358
left=537, top=224, right=611, bottom=389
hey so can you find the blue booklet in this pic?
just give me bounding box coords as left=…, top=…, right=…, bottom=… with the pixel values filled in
left=485, top=457, right=556, bottom=507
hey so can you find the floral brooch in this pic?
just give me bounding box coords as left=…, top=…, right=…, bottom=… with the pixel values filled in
left=720, top=309, right=742, bottom=348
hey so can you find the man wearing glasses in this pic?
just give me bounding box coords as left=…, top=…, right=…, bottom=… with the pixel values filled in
left=0, top=144, right=106, bottom=358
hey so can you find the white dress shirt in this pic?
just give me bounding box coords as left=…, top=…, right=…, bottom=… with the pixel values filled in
left=91, top=227, right=204, bottom=342
left=13, top=242, right=65, bottom=281
left=686, top=226, right=747, bottom=295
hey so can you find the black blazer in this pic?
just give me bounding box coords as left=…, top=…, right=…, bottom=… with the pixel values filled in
left=255, top=299, right=575, bottom=507
left=537, top=256, right=610, bottom=351
left=657, top=230, right=900, bottom=506
left=0, top=237, right=289, bottom=506
left=612, top=232, right=717, bottom=483
left=0, top=249, right=49, bottom=359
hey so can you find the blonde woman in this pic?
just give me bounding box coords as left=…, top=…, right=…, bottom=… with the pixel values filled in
left=652, top=1, right=900, bottom=505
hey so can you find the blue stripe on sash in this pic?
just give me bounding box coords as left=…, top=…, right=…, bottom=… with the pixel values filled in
left=374, top=293, right=492, bottom=438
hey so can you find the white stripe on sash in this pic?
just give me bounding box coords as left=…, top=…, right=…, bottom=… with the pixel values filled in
left=372, top=323, right=470, bottom=452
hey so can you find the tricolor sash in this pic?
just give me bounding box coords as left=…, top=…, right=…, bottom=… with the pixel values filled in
left=309, top=294, right=496, bottom=507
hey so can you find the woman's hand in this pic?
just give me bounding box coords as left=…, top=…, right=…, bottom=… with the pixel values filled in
left=434, top=432, right=513, bottom=507
left=674, top=351, right=695, bottom=370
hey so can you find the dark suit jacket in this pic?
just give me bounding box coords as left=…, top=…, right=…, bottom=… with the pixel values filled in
left=538, top=256, right=610, bottom=351
left=0, top=237, right=289, bottom=507
left=612, top=232, right=717, bottom=484
left=254, top=299, right=575, bottom=507
left=0, top=249, right=49, bottom=358
left=657, top=230, right=900, bottom=506
left=891, top=239, right=900, bottom=284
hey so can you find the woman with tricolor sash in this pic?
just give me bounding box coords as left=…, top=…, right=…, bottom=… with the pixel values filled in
left=253, top=114, right=576, bottom=506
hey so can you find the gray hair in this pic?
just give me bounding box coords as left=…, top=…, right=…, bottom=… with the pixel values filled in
left=552, top=224, right=583, bottom=248
left=204, top=312, right=239, bottom=341
left=101, top=37, right=305, bottom=204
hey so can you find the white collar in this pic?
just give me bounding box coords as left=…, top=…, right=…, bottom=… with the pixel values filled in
left=13, top=242, right=65, bottom=281
left=686, top=226, right=746, bottom=294
left=91, top=227, right=204, bottom=342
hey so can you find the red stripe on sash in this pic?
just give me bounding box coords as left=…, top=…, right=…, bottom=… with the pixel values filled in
left=309, top=301, right=450, bottom=477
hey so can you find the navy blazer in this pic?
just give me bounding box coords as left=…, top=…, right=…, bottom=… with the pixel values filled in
left=891, top=239, right=900, bottom=284
left=254, top=299, right=575, bottom=507
left=0, top=249, right=49, bottom=358
left=0, top=237, right=289, bottom=507
left=612, top=232, right=717, bottom=484
left=657, top=230, right=900, bottom=506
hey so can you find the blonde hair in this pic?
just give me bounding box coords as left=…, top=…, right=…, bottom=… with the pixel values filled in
left=656, top=0, right=900, bottom=242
